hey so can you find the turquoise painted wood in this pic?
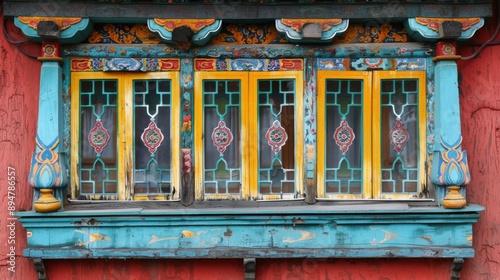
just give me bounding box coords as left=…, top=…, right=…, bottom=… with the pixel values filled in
left=16, top=204, right=483, bottom=259
left=431, top=59, right=471, bottom=203
left=62, top=43, right=433, bottom=59
left=28, top=61, right=69, bottom=192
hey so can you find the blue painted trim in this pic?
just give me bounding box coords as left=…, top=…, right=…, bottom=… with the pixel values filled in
left=62, top=43, right=434, bottom=59
left=16, top=204, right=482, bottom=259
left=23, top=248, right=475, bottom=259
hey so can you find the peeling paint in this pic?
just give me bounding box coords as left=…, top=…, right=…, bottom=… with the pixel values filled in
left=182, top=230, right=195, bottom=238
left=420, top=235, right=433, bottom=244
left=283, top=230, right=317, bottom=244
left=369, top=226, right=398, bottom=245
left=149, top=235, right=179, bottom=244
left=292, top=217, right=305, bottom=226
left=74, top=230, right=110, bottom=246
left=467, top=235, right=473, bottom=243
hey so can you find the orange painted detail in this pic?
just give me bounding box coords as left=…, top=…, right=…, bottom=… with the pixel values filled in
left=280, top=18, right=343, bottom=33
left=195, top=59, right=217, bottom=71
left=415, top=17, right=482, bottom=32
left=18, top=16, right=82, bottom=30
left=333, top=23, right=408, bottom=43
left=153, top=19, right=216, bottom=33
left=281, top=59, right=303, bottom=70
left=158, top=59, right=181, bottom=70
left=71, top=59, right=92, bottom=71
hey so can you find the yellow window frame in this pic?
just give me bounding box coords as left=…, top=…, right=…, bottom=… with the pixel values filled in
left=317, top=70, right=426, bottom=199
left=70, top=72, right=181, bottom=200
left=194, top=71, right=304, bottom=200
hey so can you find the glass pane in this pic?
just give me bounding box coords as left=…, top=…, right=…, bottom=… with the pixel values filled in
left=203, top=80, right=241, bottom=195
left=134, top=79, right=173, bottom=197
left=80, top=80, right=118, bottom=198
left=324, top=79, right=363, bottom=195
left=380, top=79, right=419, bottom=194
left=258, top=79, right=296, bottom=197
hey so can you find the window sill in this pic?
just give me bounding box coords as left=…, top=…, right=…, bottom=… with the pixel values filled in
left=15, top=202, right=483, bottom=259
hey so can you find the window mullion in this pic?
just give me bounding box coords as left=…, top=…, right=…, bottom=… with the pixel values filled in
left=119, top=74, right=133, bottom=200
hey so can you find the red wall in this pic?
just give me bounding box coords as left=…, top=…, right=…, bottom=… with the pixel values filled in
left=0, top=7, right=39, bottom=280
left=458, top=3, right=500, bottom=279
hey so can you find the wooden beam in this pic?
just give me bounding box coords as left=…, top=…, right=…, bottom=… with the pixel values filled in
left=4, top=2, right=492, bottom=20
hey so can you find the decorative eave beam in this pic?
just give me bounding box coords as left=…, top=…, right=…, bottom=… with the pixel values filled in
left=4, top=2, right=492, bottom=20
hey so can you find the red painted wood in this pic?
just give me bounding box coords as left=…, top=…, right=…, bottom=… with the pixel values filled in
left=44, top=259, right=243, bottom=280
left=257, top=258, right=452, bottom=280
left=0, top=6, right=40, bottom=280
left=458, top=3, right=500, bottom=279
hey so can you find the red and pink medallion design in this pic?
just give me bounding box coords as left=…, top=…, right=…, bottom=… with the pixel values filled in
left=265, top=120, right=288, bottom=154
left=334, top=120, right=355, bottom=154
left=212, top=121, right=233, bottom=153
left=390, top=119, right=409, bottom=153
left=141, top=122, right=164, bottom=154
left=88, top=120, right=110, bottom=154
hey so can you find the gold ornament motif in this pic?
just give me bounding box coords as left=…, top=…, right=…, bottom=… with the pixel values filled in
left=415, top=17, right=482, bottom=32
left=153, top=19, right=216, bottom=33
left=18, top=17, right=82, bottom=30
left=280, top=19, right=343, bottom=33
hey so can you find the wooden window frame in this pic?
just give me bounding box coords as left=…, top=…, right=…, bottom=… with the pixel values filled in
left=317, top=70, right=426, bottom=199
left=70, top=72, right=181, bottom=200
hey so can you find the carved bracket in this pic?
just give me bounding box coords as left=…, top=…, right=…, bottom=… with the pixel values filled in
left=275, top=18, right=349, bottom=43
left=406, top=17, right=484, bottom=41
left=147, top=19, right=222, bottom=47
left=14, top=17, right=93, bottom=43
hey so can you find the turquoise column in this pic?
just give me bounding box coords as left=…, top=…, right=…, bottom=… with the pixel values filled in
left=28, top=44, right=68, bottom=212
left=430, top=42, right=470, bottom=208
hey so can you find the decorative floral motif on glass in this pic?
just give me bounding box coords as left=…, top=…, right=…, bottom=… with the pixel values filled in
left=265, top=120, right=288, bottom=154
left=141, top=121, right=164, bottom=154
left=211, top=121, right=233, bottom=153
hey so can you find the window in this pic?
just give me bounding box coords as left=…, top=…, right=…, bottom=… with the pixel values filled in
left=194, top=71, right=304, bottom=200
left=317, top=71, right=426, bottom=199
left=70, top=72, right=180, bottom=200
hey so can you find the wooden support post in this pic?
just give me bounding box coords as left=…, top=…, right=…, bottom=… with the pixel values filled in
left=28, top=42, right=68, bottom=212
left=430, top=42, right=470, bottom=208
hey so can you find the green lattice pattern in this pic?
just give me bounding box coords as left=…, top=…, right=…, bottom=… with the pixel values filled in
left=258, top=79, right=296, bottom=197
left=203, top=80, right=242, bottom=195
left=133, top=79, right=173, bottom=196
left=380, top=79, right=419, bottom=194
left=324, top=79, right=363, bottom=194
left=79, top=80, right=118, bottom=197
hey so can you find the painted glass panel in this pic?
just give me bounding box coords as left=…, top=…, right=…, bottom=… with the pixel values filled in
left=258, top=79, right=295, bottom=197
left=380, top=79, right=419, bottom=194
left=80, top=80, right=118, bottom=197
left=134, top=79, right=173, bottom=196
left=203, top=80, right=242, bottom=195
left=324, top=79, right=363, bottom=195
